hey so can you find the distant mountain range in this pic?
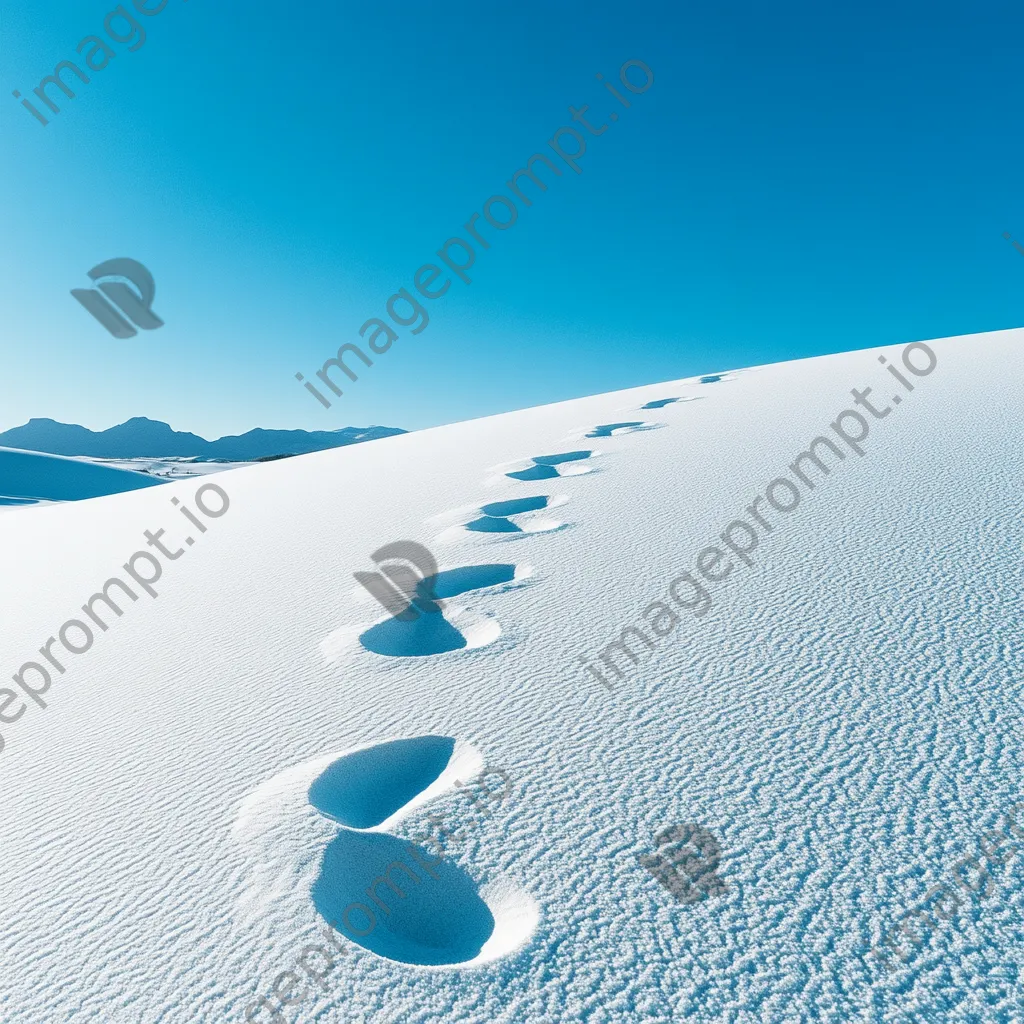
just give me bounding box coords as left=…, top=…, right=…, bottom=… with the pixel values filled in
left=0, top=418, right=407, bottom=462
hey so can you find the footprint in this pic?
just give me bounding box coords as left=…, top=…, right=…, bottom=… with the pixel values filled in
left=640, top=398, right=680, bottom=410
left=305, top=737, right=536, bottom=967
left=463, top=495, right=567, bottom=536
left=314, top=829, right=494, bottom=965
left=585, top=421, right=657, bottom=438
left=309, top=736, right=458, bottom=829
left=471, top=495, right=547, bottom=531
left=506, top=450, right=595, bottom=482
left=358, top=563, right=532, bottom=657
left=468, top=515, right=528, bottom=534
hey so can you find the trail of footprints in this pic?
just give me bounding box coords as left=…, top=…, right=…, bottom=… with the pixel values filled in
left=308, top=737, right=505, bottom=966
left=250, top=380, right=731, bottom=970
left=351, top=384, right=736, bottom=657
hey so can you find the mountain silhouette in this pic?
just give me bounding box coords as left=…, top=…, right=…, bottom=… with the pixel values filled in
left=0, top=418, right=406, bottom=462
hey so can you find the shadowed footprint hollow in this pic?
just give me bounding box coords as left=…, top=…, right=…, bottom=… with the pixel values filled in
left=308, top=738, right=494, bottom=966
left=506, top=451, right=592, bottom=481
left=467, top=496, right=550, bottom=533
left=309, top=736, right=456, bottom=828
left=359, top=564, right=517, bottom=657
left=586, top=422, right=640, bottom=438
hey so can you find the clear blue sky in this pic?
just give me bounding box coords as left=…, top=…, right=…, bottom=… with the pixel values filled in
left=2, top=0, right=1023, bottom=437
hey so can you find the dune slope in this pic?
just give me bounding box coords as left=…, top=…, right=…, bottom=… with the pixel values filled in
left=0, top=330, right=1022, bottom=1022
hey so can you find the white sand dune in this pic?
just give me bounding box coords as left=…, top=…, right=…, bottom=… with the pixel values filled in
left=0, top=329, right=1022, bottom=1022
left=0, top=446, right=164, bottom=506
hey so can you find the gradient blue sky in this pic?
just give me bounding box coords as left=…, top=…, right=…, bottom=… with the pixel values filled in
left=2, top=0, right=1023, bottom=437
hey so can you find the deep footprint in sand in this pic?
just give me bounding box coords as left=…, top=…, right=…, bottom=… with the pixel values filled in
left=307, top=736, right=536, bottom=966
left=585, top=421, right=658, bottom=438
left=505, top=451, right=595, bottom=482
left=358, top=563, right=532, bottom=657
left=309, top=736, right=459, bottom=829
left=464, top=495, right=566, bottom=535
